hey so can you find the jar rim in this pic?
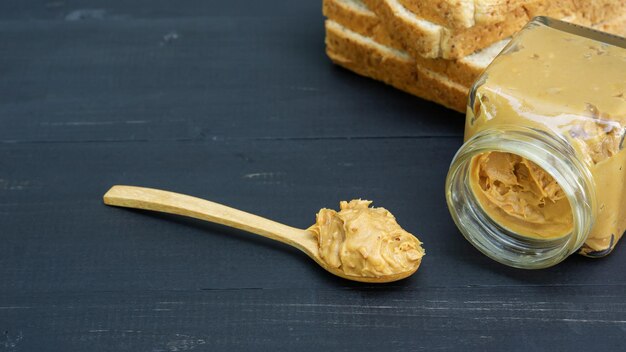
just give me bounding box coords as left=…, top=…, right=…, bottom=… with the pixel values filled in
left=445, top=126, right=596, bottom=269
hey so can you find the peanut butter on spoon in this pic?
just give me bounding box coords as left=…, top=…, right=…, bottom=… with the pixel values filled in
left=309, top=200, right=424, bottom=278
left=103, top=186, right=425, bottom=283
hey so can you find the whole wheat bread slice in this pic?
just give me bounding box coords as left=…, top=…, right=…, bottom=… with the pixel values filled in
left=397, top=0, right=542, bottom=29
left=323, top=0, right=400, bottom=50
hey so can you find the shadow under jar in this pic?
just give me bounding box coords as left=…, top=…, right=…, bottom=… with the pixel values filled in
left=445, top=17, right=626, bottom=269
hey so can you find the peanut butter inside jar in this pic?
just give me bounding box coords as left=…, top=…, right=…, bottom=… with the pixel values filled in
left=469, top=152, right=573, bottom=240
left=445, top=17, right=626, bottom=268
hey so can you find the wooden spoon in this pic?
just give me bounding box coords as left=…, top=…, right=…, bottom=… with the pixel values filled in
left=103, top=185, right=416, bottom=283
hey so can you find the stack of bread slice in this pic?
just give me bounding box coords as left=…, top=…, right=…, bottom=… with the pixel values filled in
left=324, top=0, right=626, bottom=112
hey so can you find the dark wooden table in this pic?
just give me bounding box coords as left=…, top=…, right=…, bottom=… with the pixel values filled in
left=2, top=1, right=625, bottom=351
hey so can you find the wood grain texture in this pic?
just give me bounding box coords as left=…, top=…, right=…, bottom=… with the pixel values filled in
left=0, top=0, right=624, bottom=351
left=2, top=286, right=626, bottom=351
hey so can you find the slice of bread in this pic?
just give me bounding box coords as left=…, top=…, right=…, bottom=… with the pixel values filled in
left=414, top=39, right=508, bottom=87
left=397, top=0, right=541, bottom=29
left=323, top=0, right=400, bottom=49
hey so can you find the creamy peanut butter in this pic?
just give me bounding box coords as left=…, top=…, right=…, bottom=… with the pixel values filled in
left=465, top=18, right=626, bottom=255
left=470, top=152, right=573, bottom=239
left=308, top=200, right=424, bottom=277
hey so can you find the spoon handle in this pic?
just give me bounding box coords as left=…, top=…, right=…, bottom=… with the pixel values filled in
left=103, top=185, right=317, bottom=254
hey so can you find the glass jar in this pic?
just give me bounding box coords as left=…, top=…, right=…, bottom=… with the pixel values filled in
left=445, top=17, right=626, bottom=269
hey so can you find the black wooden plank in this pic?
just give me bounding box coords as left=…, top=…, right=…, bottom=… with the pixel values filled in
left=1, top=287, right=625, bottom=351
left=0, top=17, right=463, bottom=143
left=0, top=0, right=322, bottom=20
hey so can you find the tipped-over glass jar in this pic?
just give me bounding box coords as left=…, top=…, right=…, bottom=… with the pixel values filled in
left=445, top=17, right=626, bottom=269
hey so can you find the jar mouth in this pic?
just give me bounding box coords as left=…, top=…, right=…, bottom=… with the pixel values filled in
left=446, top=127, right=595, bottom=269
